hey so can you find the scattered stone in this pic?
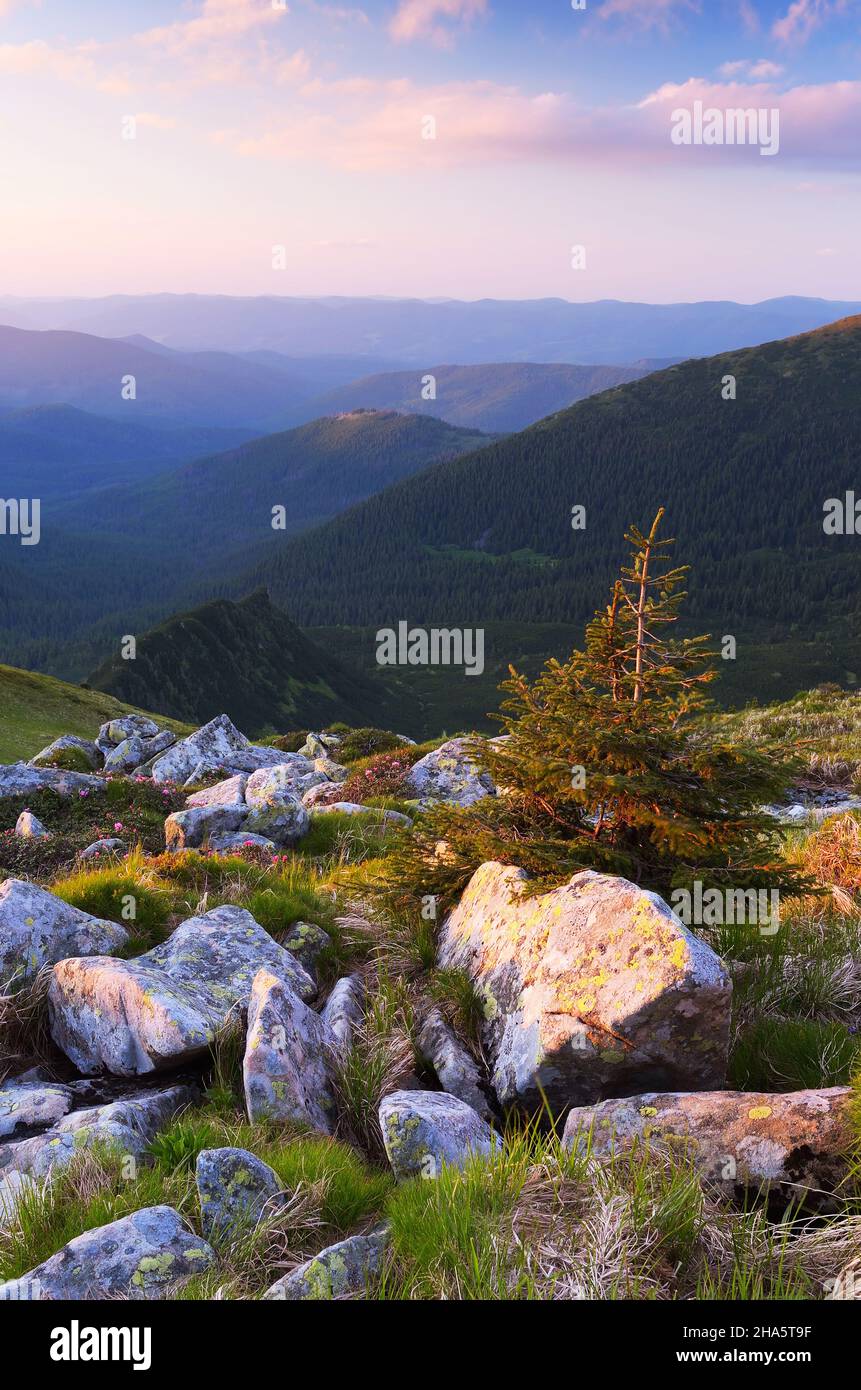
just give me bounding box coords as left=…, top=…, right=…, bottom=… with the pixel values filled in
left=0, top=763, right=105, bottom=799
left=417, top=1010, right=494, bottom=1123
left=380, top=1090, right=500, bottom=1180
left=0, top=1171, right=37, bottom=1231
left=243, top=765, right=310, bottom=846
left=244, top=969, right=337, bottom=1133
left=312, top=802, right=411, bottom=826
left=281, top=921, right=332, bottom=975
left=0, top=1205, right=215, bottom=1300
left=208, top=831, right=276, bottom=853
left=303, top=781, right=348, bottom=808
left=49, top=906, right=315, bottom=1076
left=562, top=1087, right=854, bottom=1211
left=321, top=975, right=365, bottom=1049
left=186, top=773, right=249, bottom=808
left=0, top=1084, right=195, bottom=1180
left=14, top=810, right=49, bottom=838
left=0, top=878, right=128, bottom=989
left=438, top=864, right=731, bottom=1114
left=164, top=804, right=247, bottom=851
left=29, top=734, right=101, bottom=771
left=314, top=757, right=349, bottom=782
left=196, top=1147, right=284, bottom=1238
left=103, top=730, right=175, bottom=774
left=99, top=716, right=160, bottom=749
left=149, top=714, right=257, bottom=785
left=80, top=838, right=126, bottom=860
left=299, top=733, right=337, bottom=759
left=263, top=1228, right=389, bottom=1300
left=405, top=737, right=496, bottom=806
left=0, top=1080, right=73, bottom=1138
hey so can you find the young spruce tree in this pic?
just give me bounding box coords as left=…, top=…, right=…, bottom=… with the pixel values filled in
left=385, top=510, right=807, bottom=909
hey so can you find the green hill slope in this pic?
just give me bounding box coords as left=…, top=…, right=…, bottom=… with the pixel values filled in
left=0, top=664, right=192, bottom=765
left=87, top=589, right=420, bottom=736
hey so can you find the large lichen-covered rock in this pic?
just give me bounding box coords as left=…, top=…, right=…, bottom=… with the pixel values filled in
left=149, top=714, right=285, bottom=785
left=243, top=765, right=311, bottom=846
left=14, top=810, right=49, bottom=838
left=0, top=1085, right=196, bottom=1180
left=405, top=738, right=496, bottom=807
left=303, top=780, right=348, bottom=808
left=196, top=1147, right=284, bottom=1238
left=379, top=1089, right=500, bottom=1180
left=186, top=773, right=249, bottom=808
left=98, top=715, right=160, bottom=750
left=48, top=906, right=315, bottom=1076
left=281, top=921, right=332, bottom=977
left=417, top=1010, right=495, bottom=1123
left=29, top=734, right=101, bottom=771
left=244, top=969, right=337, bottom=1133
left=321, top=974, right=365, bottom=1048
left=438, top=864, right=731, bottom=1114
left=164, top=803, right=247, bottom=851
left=0, top=1079, right=73, bottom=1138
left=563, top=1087, right=854, bottom=1210
left=103, top=730, right=175, bottom=774
left=263, top=1228, right=389, bottom=1300
left=0, top=878, right=128, bottom=989
left=0, top=763, right=105, bottom=799
left=0, top=1205, right=215, bottom=1300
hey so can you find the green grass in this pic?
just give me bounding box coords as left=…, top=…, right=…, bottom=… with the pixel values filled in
left=0, top=661, right=192, bottom=765
left=50, top=851, right=176, bottom=953
left=729, top=1017, right=861, bottom=1091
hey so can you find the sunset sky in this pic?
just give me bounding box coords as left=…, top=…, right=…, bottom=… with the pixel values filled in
left=0, top=0, right=859, bottom=300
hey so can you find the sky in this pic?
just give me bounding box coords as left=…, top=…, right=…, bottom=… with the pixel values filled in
left=0, top=0, right=859, bottom=301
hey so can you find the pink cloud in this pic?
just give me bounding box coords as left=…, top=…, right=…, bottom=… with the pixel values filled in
left=597, top=0, right=699, bottom=28
left=0, top=39, right=131, bottom=94
left=135, top=0, right=284, bottom=54
left=772, top=0, right=849, bottom=44
left=389, top=0, right=488, bottom=46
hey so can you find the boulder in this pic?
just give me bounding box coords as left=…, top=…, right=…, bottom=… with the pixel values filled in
left=0, top=763, right=105, bottom=799
left=29, top=735, right=101, bottom=771
left=98, top=715, right=160, bottom=749
left=321, top=975, right=365, bottom=1049
left=0, top=1084, right=195, bottom=1180
left=263, top=1228, right=389, bottom=1300
left=186, top=773, right=249, bottom=808
left=209, top=832, right=276, bottom=853
left=0, top=878, right=128, bottom=989
left=0, top=1080, right=73, bottom=1138
left=164, top=804, right=247, bottom=851
left=405, top=738, right=496, bottom=806
left=196, top=1147, right=284, bottom=1238
left=299, top=733, right=338, bottom=759
left=380, top=1090, right=500, bottom=1180
left=243, top=969, right=337, bottom=1133
left=149, top=714, right=252, bottom=785
left=314, top=757, right=349, bottom=782
left=14, top=810, right=49, bottom=838
left=562, top=1087, right=854, bottom=1211
left=303, top=781, right=348, bottom=808
left=0, top=1171, right=37, bottom=1231
left=243, top=765, right=310, bottom=846
left=417, top=1010, right=495, bottom=1123
left=0, top=1206, right=214, bottom=1300
left=103, top=730, right=175, bottom=775
left=281, top=921, right=332, bottom=976
left=438, top=865, right=731, bottom=1114
left=49, top=906, right=315, bottom=1076
left=80, top=838, right=126, bottom=860
left=312, top=802, right=411, bottom=827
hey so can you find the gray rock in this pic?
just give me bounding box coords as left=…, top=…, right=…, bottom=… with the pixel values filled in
left=227, top=745, right=302, bottom=773
left=79, top=838, right=126, bottom=860
left=150, top=714, right=252, bottom=785
left=0, top=1080, right=73, bottom=1138
left=417, top=1010, right=494, bottom=1122
left=299, top=732, right=338, bottom=759
left=314, top=757, right=349, bottom=782
left=312, top=802, right=411, bottom=827
left=438, top=864, right=732, bottom=1114
left=0, top=1205, right=215, bottom=1300
left=208, top=831, right=277, bottom=852
left=49, top=906, right=315, bottom=1076
left=263, top=1228, right=389, bottom=1300
left=321, top=975, right=365, bottom=1049
left=380, top=1090, right=501, bottom=1180
left=0, top=878, right=128, bottom=989
left=0, top=1171, right=37, bottom=1231
left=104, top=730, right=175, bottom=774
left=243, top=766, right=310, bottom=846
left=0, top=763, right=105, bottom=799
left=164, top=803, right=247, bottom=851
left=281, top=922, right=332, bottom=976
left=0, top=1084, right=195, bottom=1180
left=196, top=1147, right=284, bottom=1238
left=14, top=810, right=49, bottom=838
left=405, top=737, right=496, bottom=806
left=99, top=716, right=160, bottom=748
left=562, top=1087, right=853, bottom=1211
left=29, top=735, right=101, bottom=771
left=303, top=780, right=348, bottom=808
left=186, top=773, right=249, bottom=808
left=244, top=969, right=337, bottom=1133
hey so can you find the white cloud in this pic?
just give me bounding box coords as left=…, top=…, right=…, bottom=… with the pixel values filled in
left=389, top=0, right=487, bottom=46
